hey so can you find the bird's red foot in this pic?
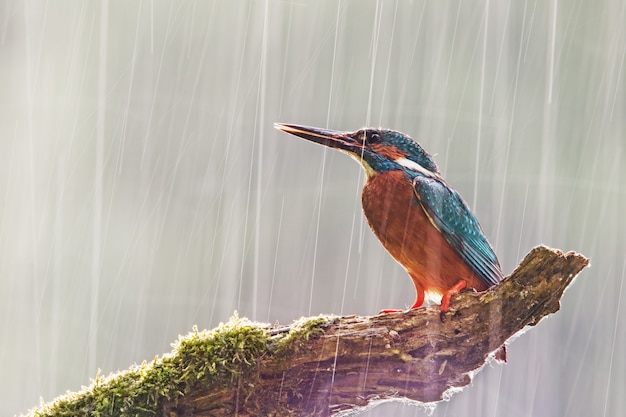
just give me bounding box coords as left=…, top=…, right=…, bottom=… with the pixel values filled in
left=378, top=287, right=425, bottom=315
left=440, top=280, right=467, bottom=312
left=378, top=308, right=404, bottom=314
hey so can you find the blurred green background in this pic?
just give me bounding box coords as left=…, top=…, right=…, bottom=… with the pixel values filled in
left=2, top=1, right=624, bottom=416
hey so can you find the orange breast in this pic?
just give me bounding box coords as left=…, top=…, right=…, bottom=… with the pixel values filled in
left=361, top=171, right=488, bottom=295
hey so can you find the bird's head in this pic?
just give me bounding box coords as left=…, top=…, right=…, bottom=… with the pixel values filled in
left=274, top=123, right=440, bottom=178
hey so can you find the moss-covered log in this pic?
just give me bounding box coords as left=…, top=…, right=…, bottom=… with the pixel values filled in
left=27, top=245, right=588, bottom=417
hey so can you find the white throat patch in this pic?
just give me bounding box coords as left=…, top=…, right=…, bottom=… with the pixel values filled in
left=347, top=153, right=376, bottom=177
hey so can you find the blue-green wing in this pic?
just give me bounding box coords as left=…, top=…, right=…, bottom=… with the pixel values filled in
left=412, top=175, right=503, bottom=287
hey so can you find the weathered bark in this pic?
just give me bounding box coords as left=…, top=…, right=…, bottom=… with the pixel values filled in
left=164, top=246, right=589, bottom=416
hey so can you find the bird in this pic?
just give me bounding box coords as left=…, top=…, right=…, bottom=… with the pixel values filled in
left=274, top=123, right=503, bottom=313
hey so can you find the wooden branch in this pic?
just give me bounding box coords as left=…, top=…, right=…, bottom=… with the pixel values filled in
left=28, top=246, right=588, bottom=417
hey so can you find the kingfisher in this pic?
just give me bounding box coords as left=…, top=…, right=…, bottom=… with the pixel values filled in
left=275, top=123, right=503, bottom=313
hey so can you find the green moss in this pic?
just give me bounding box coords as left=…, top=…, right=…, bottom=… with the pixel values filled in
left=174, top=313, right=270, bottom=387
left=273, top=315, right=334, bottom=354
left=25, top=313, right=334, bottom=417
left=27, top=313, right=270, bottom=417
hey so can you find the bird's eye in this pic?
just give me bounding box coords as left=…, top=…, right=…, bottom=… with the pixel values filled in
left=368, top=132, right=381, bottom=143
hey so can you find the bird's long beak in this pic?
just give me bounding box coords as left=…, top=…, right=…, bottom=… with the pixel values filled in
left=274, top=123, right=363, bottom=153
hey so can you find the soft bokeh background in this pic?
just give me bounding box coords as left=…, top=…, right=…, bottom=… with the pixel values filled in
left=2, top=1, right=624, bottom=416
